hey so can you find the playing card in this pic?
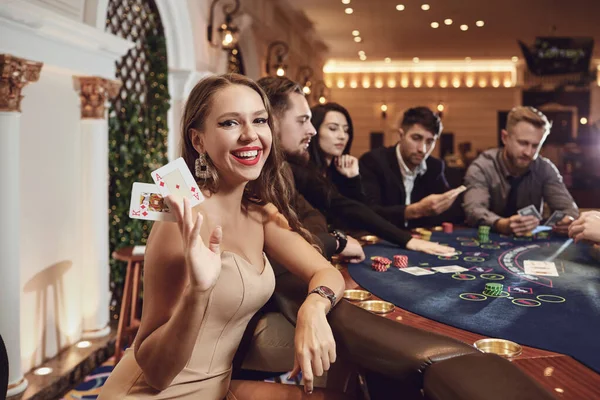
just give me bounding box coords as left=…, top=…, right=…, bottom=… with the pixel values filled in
left=129, top=182, right=176, bottom=222
left=518, top=205, right=542, bottom=220
left=524, top=260, right=559, bottom=277
left=399, top=267, right=436, bottom=276
left=151, top=157, right=204, bottom=207
left=431, top=265, right=468, bottom=273
left=544, top=210, right=566, bottom=226
left=449, top=185, right=467, bottom=199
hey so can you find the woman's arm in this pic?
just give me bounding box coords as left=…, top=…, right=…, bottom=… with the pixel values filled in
left=261, top=204, right=344, bottom=394
left=133, top=199, right=223, bottom=391
left=131, top=222, right=210, bottom=390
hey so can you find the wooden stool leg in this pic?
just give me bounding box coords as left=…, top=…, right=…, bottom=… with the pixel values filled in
left=115, top=260, right=134, bottom=363
left=131, top=261, right=141, bottom=323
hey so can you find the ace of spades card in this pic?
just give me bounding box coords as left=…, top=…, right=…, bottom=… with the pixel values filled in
left=151, top=158, right=204, bottom=207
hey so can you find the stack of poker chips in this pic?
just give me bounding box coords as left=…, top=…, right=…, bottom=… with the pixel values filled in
left=371, top=256, right=392, bottom=272
left=483, top=283, right=503, bottom=296
left=478, top=225, right=490, bottom=243
left=393, top=255, right=408, bottom=268
left=415, top=228, right=432, bottom=241
left=442, top=222, right=453, bottom=233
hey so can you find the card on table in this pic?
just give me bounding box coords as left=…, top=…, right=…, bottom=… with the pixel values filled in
left=431, top=265, right=468, bottom=273
left=151, top=157, right=204, bottom=207
left=523, top=260, right=559, bottom=277
left=544, top=210, right=566, bottom=226
left=518, top=205, right=542, bottom=220
left=399, top=267, right=436, bottom=276
left=532, top=225, right=552, bottom=234
left=129, top=182, right=177, bottom=222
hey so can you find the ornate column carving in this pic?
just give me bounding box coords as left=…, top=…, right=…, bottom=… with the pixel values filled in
left=72, top=76, right=121, bottom=119
left=0, top=54, right=43, bottom=112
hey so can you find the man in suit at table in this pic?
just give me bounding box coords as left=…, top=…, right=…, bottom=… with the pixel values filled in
left=359, top=106, right=465, bottom=229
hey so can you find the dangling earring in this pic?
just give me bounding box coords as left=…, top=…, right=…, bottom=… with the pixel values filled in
left=195, top=153, right=210, bottom=179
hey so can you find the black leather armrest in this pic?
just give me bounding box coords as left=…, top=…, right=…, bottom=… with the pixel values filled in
left=273, top=272, right=477, bottom=382
left=423, top=352, right=556, bottom=400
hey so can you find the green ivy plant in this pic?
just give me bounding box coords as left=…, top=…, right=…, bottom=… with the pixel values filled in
left=107, top=30, right=170, bottom=321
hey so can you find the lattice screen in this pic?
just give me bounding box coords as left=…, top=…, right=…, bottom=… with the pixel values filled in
left=106, top=0, right=164, bottom=112
left=105, top=0, right=170, bottom=322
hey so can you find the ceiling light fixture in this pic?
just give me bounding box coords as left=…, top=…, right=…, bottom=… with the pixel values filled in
left=476, top=20, right=485, bottom=27
left=396, top=4, right=405, bottom=11
left=352, top=30, right=360, bottom=36
left=511, top=56, right=518, bottom=62
left=421, top=4, right=430, bottom=10
left=345, top=7, right=353, bottom=14
left=431, top=22, right=439, bottom=28
left=444, top=18, right=453, bottom=25
left=342, top=0, right=351, bottom=4
left=354, top=36, right=362, bottom=42
left=460, top=24, right=468, bottom=31
left=413, top=57, right=420, bottom=63
left=384, top=57, right=391, bottom=63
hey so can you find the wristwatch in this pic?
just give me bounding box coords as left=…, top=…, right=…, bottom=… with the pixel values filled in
left=308, top=286, right=337, bottom=312
left=331, top=230, right=348, bottom=254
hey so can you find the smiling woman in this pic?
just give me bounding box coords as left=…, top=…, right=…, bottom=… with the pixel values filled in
left=97, top=74, right=348, bottom=400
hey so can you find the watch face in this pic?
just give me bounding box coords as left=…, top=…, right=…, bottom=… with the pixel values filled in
left=318, top=286, right=335, bottom=297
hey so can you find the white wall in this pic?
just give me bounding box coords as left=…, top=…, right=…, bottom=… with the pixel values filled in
left=19, top=67, right=84, bottom=369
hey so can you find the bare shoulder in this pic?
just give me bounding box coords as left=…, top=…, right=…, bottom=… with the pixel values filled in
left=250, top=202, right=290, bottom=229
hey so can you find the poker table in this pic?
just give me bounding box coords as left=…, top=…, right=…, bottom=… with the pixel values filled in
left=343, top=228, right=600, bottom=399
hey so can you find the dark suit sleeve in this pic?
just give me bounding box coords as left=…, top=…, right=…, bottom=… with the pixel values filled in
left=359, top=152, right=409, bottom=226
left=292, top=163, right=413, bottom=248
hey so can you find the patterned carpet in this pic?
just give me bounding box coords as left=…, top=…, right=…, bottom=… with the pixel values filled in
left=61, top=358, right=115, bottom=399
left=61, top=357, right=299, bottom=399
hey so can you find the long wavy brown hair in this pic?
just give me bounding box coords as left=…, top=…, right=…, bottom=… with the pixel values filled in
left=180, top=73, right=315, bottom=246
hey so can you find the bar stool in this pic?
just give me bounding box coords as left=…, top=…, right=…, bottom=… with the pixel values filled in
left=112, top=246, right=145, bottom=363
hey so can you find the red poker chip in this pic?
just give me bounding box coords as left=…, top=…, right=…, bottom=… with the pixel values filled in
left=393, top=255, right=408, bottom=268
left=372, top=256, right=391, bottom=265
left=371, top=262, right=390, bottom=272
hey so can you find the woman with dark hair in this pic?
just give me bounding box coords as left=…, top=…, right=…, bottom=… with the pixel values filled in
left=308, top=103, right=366, bottom=201
left=98, top=74, right=347, bottom=400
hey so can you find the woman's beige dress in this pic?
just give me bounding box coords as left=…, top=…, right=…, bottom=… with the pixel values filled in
left=99, top=251, right=275, bottom=399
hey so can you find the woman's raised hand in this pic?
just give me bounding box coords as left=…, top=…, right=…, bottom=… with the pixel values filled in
left=166, top=196, right=223, bottom=292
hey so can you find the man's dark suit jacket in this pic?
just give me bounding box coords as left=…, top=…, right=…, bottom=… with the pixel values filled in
left=359, top=145, right=464, bottom=228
